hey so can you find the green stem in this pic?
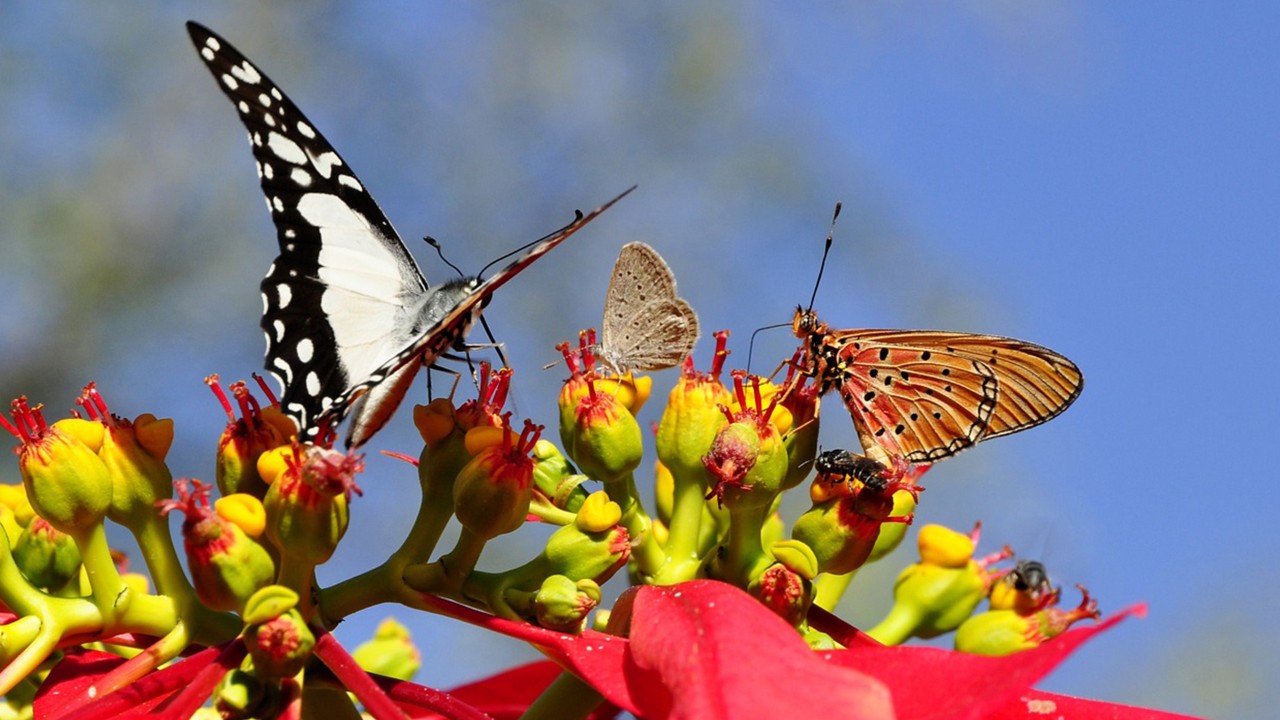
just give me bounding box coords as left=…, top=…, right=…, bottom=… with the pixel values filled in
left=604, top=473, right=664, bottom=577
left=813, top=570, right=856, bottom=612
left=650, top=466, right=709, bottom=585
left=72, top=522, right=126, bottom=626
left=864, top=603, right=922, bottom=645
left=276, top=556, right=317, bottom=620
left=318, top=461, right=457, bottom=626
left=722, top=501, right=772, bottom=587
left=521, top=671, right=605, bottom=720
left=434, top=528, right=487, bottom=593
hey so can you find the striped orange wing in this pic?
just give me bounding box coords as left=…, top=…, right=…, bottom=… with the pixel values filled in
left=826, top=330, right=1083, bottom=463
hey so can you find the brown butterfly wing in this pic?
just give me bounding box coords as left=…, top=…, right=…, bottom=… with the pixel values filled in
left=829, top=330, right=1083, bottom=463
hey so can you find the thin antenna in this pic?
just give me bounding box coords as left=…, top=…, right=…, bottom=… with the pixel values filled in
left=423, top=236, right=465, bottom=278
left=746, top=321, right=791, bottom=374
left=806, top=201, right=842, bottom=312
left=478, top=209, right=586, bottom=278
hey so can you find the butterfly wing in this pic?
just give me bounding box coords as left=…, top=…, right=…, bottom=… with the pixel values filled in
left=599, top=242, right=699, bottom=372
left=828, top=330, right=1082, bottom=463
left=336, top=188, right=636, bottom=447
left=189, top=22, right=431, bottom=437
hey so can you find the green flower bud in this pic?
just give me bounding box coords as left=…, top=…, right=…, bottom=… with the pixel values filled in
left=352, top=618, right=421, bottom=682
left=0, top=482, right=34, bottom=528
left=750, top=562, right=811, bottom=628
left=214, top=668, right=275, bottom=720
left=956, top=586, right=1101, bottom=656
left=413, top=399, right=471, bottom=503
left=158, top=480, right=274, bottom=613
left=563, top=379, right=643, bottom=483
left=705, top=372, right=791, bottom=512
left=543, top=495, right=630, bottom=584
left=244, top=608, right=315, bottom=679
left=76, top=385, right=176, bottom=528
left=4, top=398, right=112, bottom=535
left=12, top=517, right=82, bottom=591
left=531, top=440, right=589, bottom=514
left=264, top=444, right=361, bottom=566
left=533, top=575, right=602, bottom=632
left=0, top=504, right=23, bottom=550
left=208, top=377, right=291, bottom=500
left=655, top=333, right=731, bottom=484
left=791, top=456, right=918, bottom=575
left=866, top=524, right=1001, bottom=644
left=453, top=420, right=540, bottom=540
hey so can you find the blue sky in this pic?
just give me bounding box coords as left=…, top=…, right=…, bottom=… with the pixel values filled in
left=1, top=4, right=1275, bottom=718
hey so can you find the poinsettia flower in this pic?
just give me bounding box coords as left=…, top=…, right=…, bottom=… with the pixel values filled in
left=422, top=580, right=1201, bottom=720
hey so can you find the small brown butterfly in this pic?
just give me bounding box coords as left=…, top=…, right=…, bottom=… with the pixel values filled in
left=790, top=204, right=1083, bottom=469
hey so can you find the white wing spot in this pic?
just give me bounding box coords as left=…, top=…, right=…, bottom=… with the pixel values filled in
left=272, top=197, right=284, bottom=213
left=263, top=113, right=276, bottom=128
left=220, top=73, right=239, bottom=91
left=200, top=47, right=215, bottom=62
left=264, top=197, right=274, bottom=213
left=238, top=100, right=250, bottom=114
left=205, top=36, right=221, bottom=51
left=260, top=293, right=269, bottom=314
left=271, top=87, right=283, bottom=100
left=285, top=243, right=295, bottom=252
left=231, top=60, right=262, bottom=85
left=251, top=132, right=263, bottom=147
left=306, top=371, right=321, bottom=397
left=338, top=174, right=363, bottom=191
left=290, top=168, right=313, bottom=187
left=296, top=338, right=314, bottom=362
left=308, top=150, right=342, bottom=179
left=284, top=229, right=296, bottom=239
left=255, top=162, right=264, bottom=179
left=297, top=121, right=316, bottom=139
left=289, top=269, right=298, bottom=277
left=267, top=131, right=307, bottom=165
left=263, top=164, right=274, bottom=180
left=273, top=357, right=293, bottom=381
left=258, top=93, right=272, bottom=107
left=273, top=320, right=286, bottom=341
left=320, top=396, right=333, bottom=410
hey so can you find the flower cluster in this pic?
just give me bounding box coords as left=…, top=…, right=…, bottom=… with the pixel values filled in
left=0, top=332, right=1190, bottom=719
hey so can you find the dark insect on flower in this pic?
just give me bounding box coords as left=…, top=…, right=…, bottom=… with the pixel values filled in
left=814, top=449, right=889, bottom=492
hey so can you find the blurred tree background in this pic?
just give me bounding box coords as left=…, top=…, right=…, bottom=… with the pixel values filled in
left=2, top=4, right=1276, bottom=718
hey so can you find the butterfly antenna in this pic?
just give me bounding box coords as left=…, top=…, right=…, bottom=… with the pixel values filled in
left=745, top=321, right=792, bottom=374
left=424, top=236, right=466, bottom=278
left=806, top=201, right=843, bottom=313
left=477, top=210, right=587, bottom=278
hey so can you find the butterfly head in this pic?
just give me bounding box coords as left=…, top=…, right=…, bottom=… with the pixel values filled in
left=792, top=306, right=825, bottom=339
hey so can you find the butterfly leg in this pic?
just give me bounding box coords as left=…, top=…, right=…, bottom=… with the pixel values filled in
left=423, top=364, right=464, bottom=402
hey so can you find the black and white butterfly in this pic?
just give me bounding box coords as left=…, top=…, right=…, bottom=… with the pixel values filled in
left=187, top=22, right=631, bottom=447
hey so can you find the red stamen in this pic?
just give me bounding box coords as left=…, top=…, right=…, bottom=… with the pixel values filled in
left=252, top=373, right=280, bottom=407
left=500, top=412, right=514, bottom=453
left=378, top=449, right=420, bottom=467
left=205, top=375, right=236, bottom=420
left=0, top=408, right=21, bottom=440
left=709, top=330, right=731, bottom=378
left=556, top=341, right=582, bottom=374
left=81, top=384, right=114, bottom=427
left=29, top=403, right=48, bottom=434
left=730, top=370, right=749, bottom=414
left=230, top=381, right=262, bottom=420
